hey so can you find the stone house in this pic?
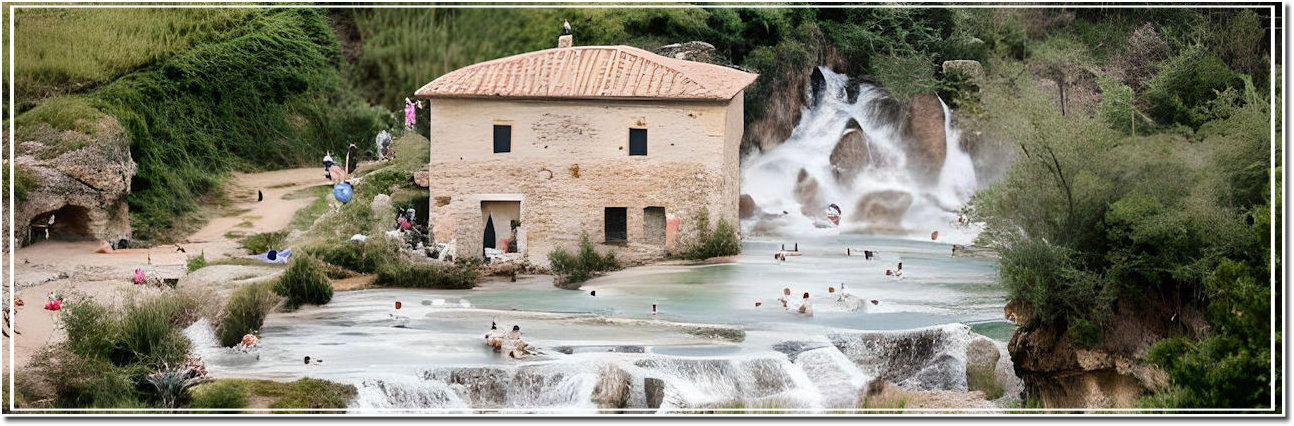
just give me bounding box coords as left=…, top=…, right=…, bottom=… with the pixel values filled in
left=415, top=34, right=757, bottom=264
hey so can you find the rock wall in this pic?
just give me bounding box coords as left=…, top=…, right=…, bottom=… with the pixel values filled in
left=7, top=118, right=136, bottom=246
left=1007, top=293, right=1203, bottom=409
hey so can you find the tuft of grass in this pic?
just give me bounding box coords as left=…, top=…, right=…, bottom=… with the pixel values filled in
left=13, top=96, right=107, bottom=137
left=217, top=281, right=282, bottom=347
left=187, top=381, right=248, bottom=413
left=4, top=163, right=39, bottom=202
left=212, top=378, right=355, bottom=413
left=670, top=208, right=741, bottom=261
left=288, top=185, right=332, bottom=230
left=305, top=238, right=398, bottom=274
left=186, top=252, right=208, bottom=273
left=273, top=255, right=334, bottom=309
left=375, top=259, right=479, bottom=290
left=547, top=232, right=618, bottom=287
left=238, top=231, right=289, bottom=255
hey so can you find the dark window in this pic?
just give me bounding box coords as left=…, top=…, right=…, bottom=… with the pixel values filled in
left=629, top=128, right=647, bottom=156
left=493, top=125, right=512, bottom=153
left=604, top=207, right=627, bottom=243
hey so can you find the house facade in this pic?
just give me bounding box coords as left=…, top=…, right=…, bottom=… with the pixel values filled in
left=416, top=37, right=757, bottom=264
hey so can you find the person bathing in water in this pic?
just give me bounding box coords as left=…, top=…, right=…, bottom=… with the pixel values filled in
left=797, top=292, right=814, bottom=316
left=779, top=286, right=793, bottom=309
left=502, top=325, right=531, bottom=359
left=483, top=321, right=503, bottom=352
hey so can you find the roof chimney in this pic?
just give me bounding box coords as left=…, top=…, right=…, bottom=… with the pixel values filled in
left=558, top=20, right=572, bottom=48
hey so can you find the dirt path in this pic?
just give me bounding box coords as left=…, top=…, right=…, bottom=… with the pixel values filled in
left=4, top=167, right=330, bottom=373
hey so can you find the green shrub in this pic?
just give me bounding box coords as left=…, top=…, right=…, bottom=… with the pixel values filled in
left=671, top=209, right=741, bottom=261
left=375, top=259, right=478, bottom=289
left=186, top=252, right=207, bottom=272
left=548, top=232, right=618, bottom=286
left=1143, top=46, right=1244, bottom=128
left=239, top=231, right=289, bottom=255
left=4, top=162, right=39, bottom=203
left=872, top=53, right=938, bottom=102
left=218, top=281, right=282, bottom=347
left=188, top=381, right=248, bottom=413
left=306, top=239, right=398, bottom=274
left=273, top=255, right=333, bottom=309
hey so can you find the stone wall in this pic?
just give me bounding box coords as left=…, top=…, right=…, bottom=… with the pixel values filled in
left=427, top=96, right=743, bottom=266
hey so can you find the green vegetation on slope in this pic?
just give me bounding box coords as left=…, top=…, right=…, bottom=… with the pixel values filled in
left=12, top=8, right=257, bottom=111
left=14, top=8, right=391, bottom=241
left=964, top=8, right=1275, bottom=409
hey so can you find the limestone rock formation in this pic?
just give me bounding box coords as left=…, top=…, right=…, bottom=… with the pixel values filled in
left=793, top=169, right=824, bottom=217
left=738, top=194, right=758, bottom=219
left=905, top=94, right=947, bottom=181
left=1007, top=295, right=1197, bottom=408
left=10, top=119, right=135, bottom=246
left=591, top=365, right=632, bottom=410
left=849, top=190, right=913, bottom=231
left=653, top=41, right=718, bottom=63
left=829, top=118, right=871, bottom=183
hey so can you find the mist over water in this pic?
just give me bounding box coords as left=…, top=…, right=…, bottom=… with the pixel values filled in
left=741, top=66, right=981, bottom=244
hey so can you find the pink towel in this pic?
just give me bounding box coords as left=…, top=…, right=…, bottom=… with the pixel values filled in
left=133, top=268, right=146, bottom=284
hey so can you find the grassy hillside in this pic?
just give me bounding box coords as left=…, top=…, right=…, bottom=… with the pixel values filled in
left=11, top=8, right=258, bottom=112
left=13, top=8, right=390, bottom=241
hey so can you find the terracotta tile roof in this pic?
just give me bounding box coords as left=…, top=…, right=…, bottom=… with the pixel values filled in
left=415, top=45, right=758, bottom=101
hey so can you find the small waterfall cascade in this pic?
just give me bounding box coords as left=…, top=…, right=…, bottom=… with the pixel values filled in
left=741, top=66, right=980, bottom=243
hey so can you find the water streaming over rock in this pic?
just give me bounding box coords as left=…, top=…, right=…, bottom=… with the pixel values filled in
left=741, top=66, right=980, bottom=243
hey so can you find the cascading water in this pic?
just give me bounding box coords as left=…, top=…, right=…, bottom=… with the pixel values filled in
left=741, top=66, right=980, bottom=243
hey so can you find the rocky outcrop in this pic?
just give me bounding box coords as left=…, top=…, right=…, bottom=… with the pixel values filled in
left=829, top=119, right=871, bottom=183
left=738, top=194, right=758, bottom=219
left=849, top=190, right=913, bottom=231
left=904, top=94, right=947, bottom=181
left=792, top=168, right=823, bottom=217
left=1007, top=294, right=1201, bottom=409
left=653, top=41, right=719, bottom=64
left=10, top=118, right=135, bottom=246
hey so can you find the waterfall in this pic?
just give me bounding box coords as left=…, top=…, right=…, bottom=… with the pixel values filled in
left=741, top=66, right=980, bottom=243
left=341, top=325, right=1013, bottom=413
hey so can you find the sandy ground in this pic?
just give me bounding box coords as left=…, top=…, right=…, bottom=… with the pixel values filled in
left=3, top=167, right=329, bottom=373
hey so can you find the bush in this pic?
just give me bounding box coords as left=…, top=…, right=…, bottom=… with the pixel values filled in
left=273, top=255, right=333, bottom=309
left=239, top=231, right=289, bottom=255
left=218, top=281, right=282, bottom=347
left=188, top=381, right=248, bottom=413
left=306, top=239, right=398, bottom=274
left=186, top=252, right=207, bottom=272
left=548, top=232, right=618, bottom=286
left=1142, top=46, right=1244, bottom=128
left=671, top=209, right=741, bottom=261
left=375, top=259, right=478, bottom=289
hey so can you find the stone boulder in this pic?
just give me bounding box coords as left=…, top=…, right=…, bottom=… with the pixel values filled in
left=905, top=94, right=947, bottom=182
left=738, top=194, right=758, bottom=219
left=643, top=377, right=665, bottom=409
left=11, top=118, right=135, bottom=246
left=591, top=365, right=632, bottom=410
left=653, top=41, right=718, bottom=63
left=849, top=190, right=913, bottom=231
left=793, top=169, right=824, bottom=217
left=413, top=170, right=430, bottom=188
left=829, top=119, right=871, bottom=184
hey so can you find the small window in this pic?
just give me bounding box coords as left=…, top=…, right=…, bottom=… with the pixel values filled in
left=604, top=207, right=627, bottom=243
left=493, top=125, right=512, bottom=153
left=629, top=128, right=647, bottom=156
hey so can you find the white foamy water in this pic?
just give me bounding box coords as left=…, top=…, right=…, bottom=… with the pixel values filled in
left=741, top=67, right=981, bottom=244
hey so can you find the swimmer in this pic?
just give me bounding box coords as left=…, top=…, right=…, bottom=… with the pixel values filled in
left=779, top=287, right=792, bottom=309
left=797, top=292, right=813, bottom=316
